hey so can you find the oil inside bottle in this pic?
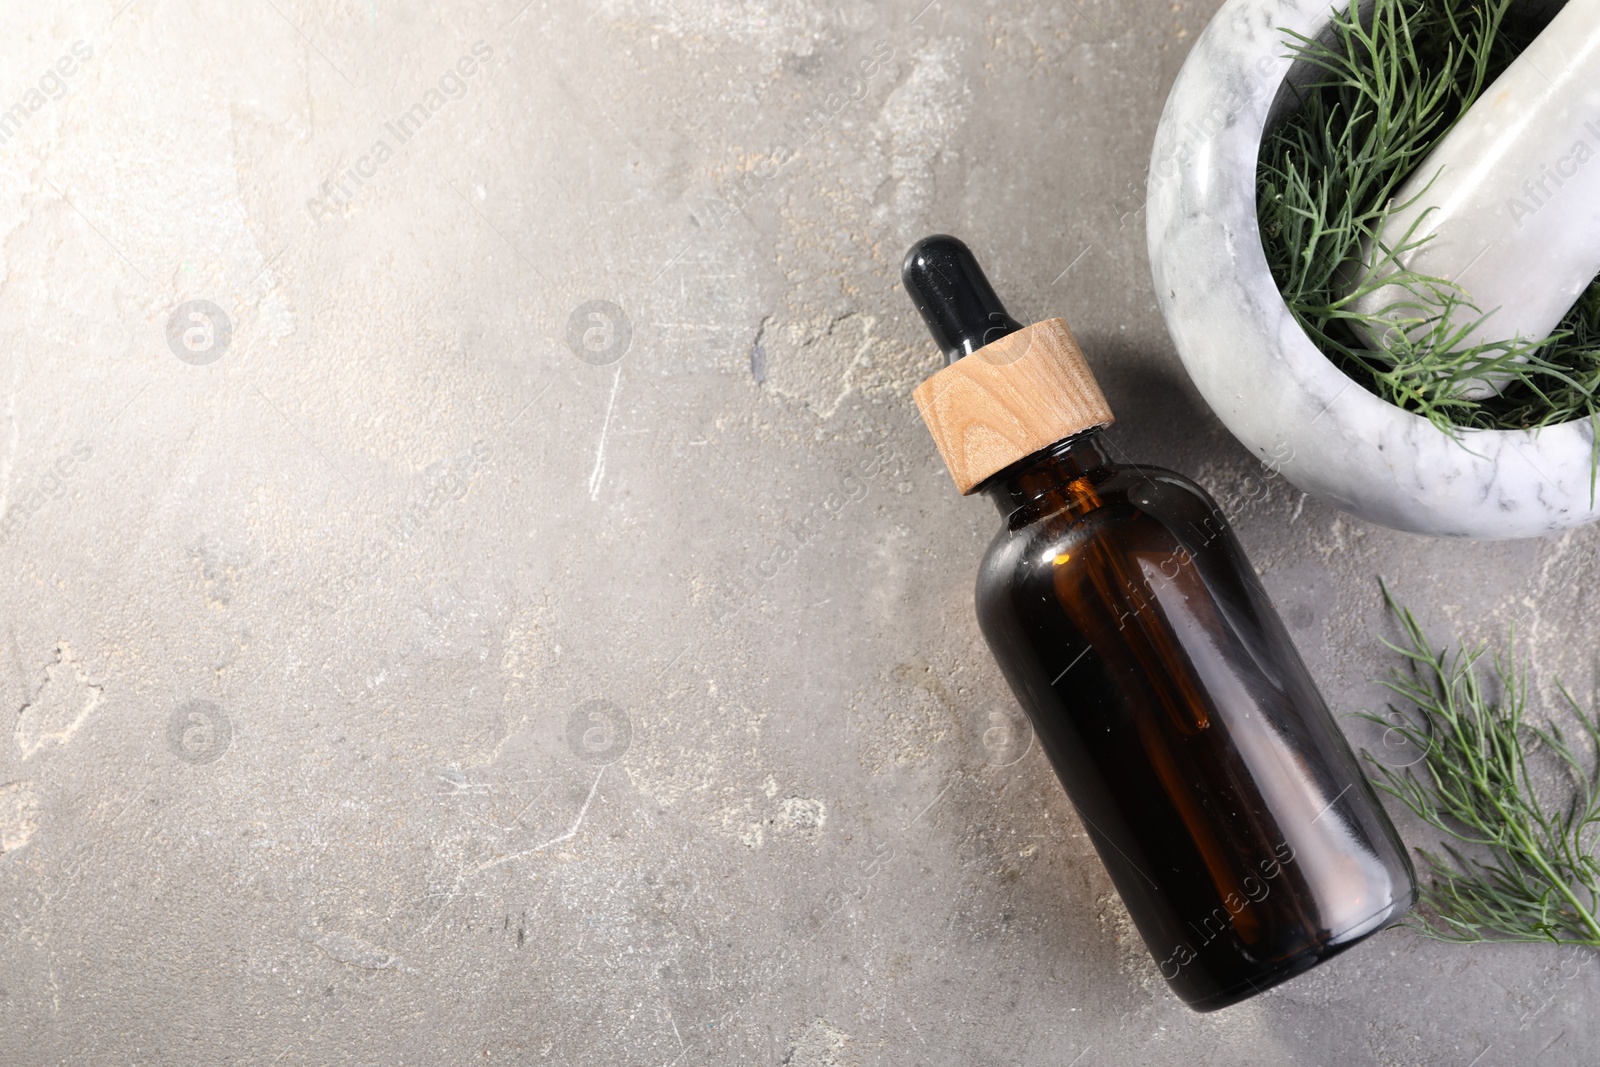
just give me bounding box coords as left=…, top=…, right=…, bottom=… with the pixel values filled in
left=976, top=431, right=1414, bottom=1010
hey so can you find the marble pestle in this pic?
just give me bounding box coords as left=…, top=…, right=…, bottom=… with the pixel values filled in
left=1347, top=0, right=1600, bottom=399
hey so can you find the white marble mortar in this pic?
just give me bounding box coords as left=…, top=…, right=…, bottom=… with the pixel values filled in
left=1146, top=0, right=1600, bottom=539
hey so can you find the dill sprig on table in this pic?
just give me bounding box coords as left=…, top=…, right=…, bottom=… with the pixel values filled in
left=1257, top=0, right=1600, bottom=434
left=1360, top=586, right=1600, bottom=946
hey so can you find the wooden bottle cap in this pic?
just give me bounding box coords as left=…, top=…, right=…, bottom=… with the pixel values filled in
left=913, top=318, right=1114, bottom=494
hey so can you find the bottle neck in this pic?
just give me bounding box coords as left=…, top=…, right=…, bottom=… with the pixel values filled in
left=979, top=428, right=1111, bottom=516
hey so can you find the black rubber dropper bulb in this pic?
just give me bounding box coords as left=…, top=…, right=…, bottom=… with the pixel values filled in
left=901, top=234, right=1024, bottom=366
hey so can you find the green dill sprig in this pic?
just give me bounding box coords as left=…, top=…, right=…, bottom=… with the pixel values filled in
left=1359, top=584, right=1600, bottom=945
left=1258, top=0, right=1600, bottom=435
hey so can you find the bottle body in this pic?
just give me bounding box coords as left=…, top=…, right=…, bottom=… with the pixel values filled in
left=975, top=431, right=1415, bottom=1011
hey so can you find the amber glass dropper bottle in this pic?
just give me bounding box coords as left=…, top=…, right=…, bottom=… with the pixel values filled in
left=903, top=234, right=1415, bottom=1012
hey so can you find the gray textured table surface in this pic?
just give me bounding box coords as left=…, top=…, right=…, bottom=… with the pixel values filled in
left=1, top=1, right=1596, bottom=1064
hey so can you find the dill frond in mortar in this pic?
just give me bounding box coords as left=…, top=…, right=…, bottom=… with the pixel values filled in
left=1360, top=586, right=1600, bottom=946
left=1257, top=0, right=1600, bottom=435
